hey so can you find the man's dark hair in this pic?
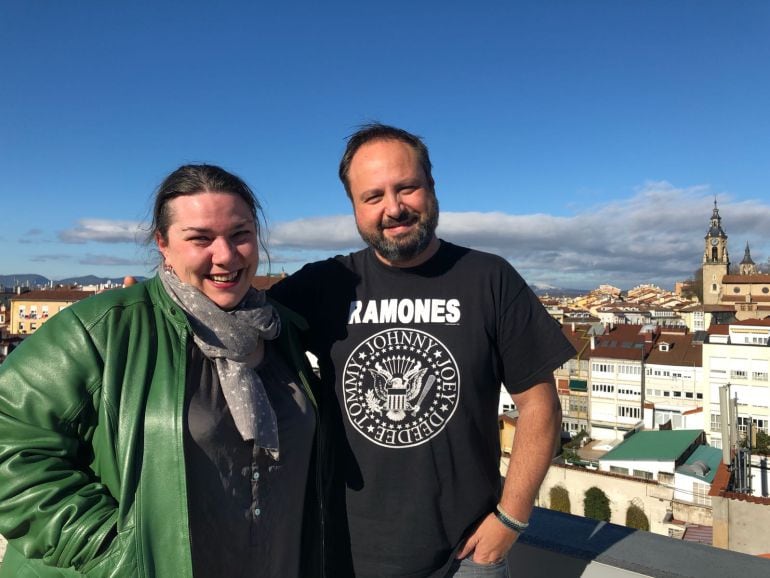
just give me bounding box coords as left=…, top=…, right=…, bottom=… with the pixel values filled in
left=338, top=123, right=435, bottom=199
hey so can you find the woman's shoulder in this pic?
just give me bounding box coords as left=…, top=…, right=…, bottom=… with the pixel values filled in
left=66, top=277, right=162, bottom=327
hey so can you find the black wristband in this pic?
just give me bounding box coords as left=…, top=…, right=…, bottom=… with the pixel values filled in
left=494, top=505, right=529, bottom=534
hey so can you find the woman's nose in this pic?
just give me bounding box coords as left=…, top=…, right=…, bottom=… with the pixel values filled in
left=211, top=237, right=237, bottom=264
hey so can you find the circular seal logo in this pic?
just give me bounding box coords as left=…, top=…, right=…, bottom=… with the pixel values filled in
left=342, top=328, right=460, bottom=448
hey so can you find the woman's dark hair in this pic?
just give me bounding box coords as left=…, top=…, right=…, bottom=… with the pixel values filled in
left=147, top=164, right=270, bottom=268
left=338, top=123, right=435, bottom=199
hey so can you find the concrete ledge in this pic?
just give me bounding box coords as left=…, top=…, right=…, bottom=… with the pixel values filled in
left=512, top=507, right=770, bottom=577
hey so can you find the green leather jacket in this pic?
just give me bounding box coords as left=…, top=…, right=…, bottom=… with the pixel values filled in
left=0, top=276, right=322, bottom=577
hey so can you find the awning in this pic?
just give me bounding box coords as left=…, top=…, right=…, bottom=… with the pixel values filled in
left=569, top=379, right=588, bottom=392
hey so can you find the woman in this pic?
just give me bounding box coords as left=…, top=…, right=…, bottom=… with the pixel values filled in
left=0, top=165, right=321, bottom=577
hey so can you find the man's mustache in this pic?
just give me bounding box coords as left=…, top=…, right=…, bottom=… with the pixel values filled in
left=381, top=211, right=419, bottom=228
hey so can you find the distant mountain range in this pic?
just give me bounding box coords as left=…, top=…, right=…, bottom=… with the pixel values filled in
left=0, top=274, right=147, bottom=289
left=0, top=274, right=586, bottom=297
left=531, top=284, right=587, bottom=297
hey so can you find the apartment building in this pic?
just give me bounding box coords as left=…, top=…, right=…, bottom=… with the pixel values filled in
left=9, top=289, right=94, bottom=335
left=588, top=324, right=656, bottom=441
left=554, top=322, right=595, bottom=436
left=643, top=329, right=705, bottom=432
left=703, top=320, right=770, bottom=449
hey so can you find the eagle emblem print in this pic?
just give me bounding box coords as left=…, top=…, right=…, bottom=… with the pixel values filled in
left=343, top=328, right=460, bottom=448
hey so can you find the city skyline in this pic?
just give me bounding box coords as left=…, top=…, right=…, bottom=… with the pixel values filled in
left=2, top=2, right=770, bottom=288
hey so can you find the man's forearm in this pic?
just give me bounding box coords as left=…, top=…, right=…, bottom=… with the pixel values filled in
left=499, top=381, right=561, bottom=521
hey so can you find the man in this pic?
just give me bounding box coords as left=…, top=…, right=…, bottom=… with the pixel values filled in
left=270, top=124, right=575, bottom=577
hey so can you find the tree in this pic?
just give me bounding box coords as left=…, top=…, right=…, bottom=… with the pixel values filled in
left=625, top=504, right=650, bottom=531
left=549, top=485, right=571, bottom=514
left=689, top=266, right=704, bottom=303
left=756, top=431, right=770, bottom=455
left=741, top=430, right=770, bottom=455
left=583, top=486, right=611, bottom=522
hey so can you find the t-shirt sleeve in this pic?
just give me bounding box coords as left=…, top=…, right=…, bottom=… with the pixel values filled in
left=496, top=266, right=576, bottom=394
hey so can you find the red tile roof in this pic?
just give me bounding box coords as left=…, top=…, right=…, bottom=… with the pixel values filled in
left=722, top=274, right=770, bottom=283
left=10, top=290, right=94, bottom=302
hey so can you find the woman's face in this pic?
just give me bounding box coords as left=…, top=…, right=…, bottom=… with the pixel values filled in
left=157, top=191, right=259, bottom=310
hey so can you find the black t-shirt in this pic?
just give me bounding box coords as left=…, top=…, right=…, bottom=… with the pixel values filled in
left=270, top=241, right=575, bottom=578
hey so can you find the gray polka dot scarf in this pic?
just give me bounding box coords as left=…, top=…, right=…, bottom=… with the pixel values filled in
left=160, top=269, right=282, bottom=459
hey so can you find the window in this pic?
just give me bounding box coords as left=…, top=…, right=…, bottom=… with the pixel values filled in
left=739, top=417, right=769, bottom=436
left=733, top=287, right=741, bottom=294
left=697, top=393, right=703, bottom=400
left=693, top=482, right=711, bottom=506
left=673, top=391, right=682, bottom=398
left=659, top=472, right=674, bottom=485
left=18, top=305, right=26, bottom=319
left=711, top=413, right=721, bottom=432
left=753, top=372, right=769, bottom=381
left=618, top=406, right=641, bottom=419
left=41, top=305, right=49, bottom=318
left=763, top=287, right=769, bottom=294
left=569, top=398, right=588, bottom=413
left=610, top=466, right=629, bottom=475
left=592, top=383, right=615, bottom=394
left=619, top=365, right=641, bottom=376
left=592, top=362, right=615, bottom=373
left=685, top=392, right=693, bottom=399
left=731, top=370, right=747, bottom=380
left=633, top=470, right=653, bottom=480
left=30, top=322, right=37, bottom=331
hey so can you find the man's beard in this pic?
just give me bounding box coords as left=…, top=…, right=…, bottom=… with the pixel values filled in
left=357, top=198, right=439, bottom=264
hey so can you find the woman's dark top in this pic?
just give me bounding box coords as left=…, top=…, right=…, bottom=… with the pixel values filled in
left=184, top=342, right=316, bottom=578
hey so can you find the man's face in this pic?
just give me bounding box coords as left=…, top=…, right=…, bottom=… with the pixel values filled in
left=347, top=139, right=439, bottom=267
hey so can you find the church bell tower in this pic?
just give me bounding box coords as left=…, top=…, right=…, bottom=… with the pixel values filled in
left=702, top=200, right=729, bottom=305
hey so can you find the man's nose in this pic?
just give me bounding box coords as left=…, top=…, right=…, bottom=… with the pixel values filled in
left=383, top=191, right=404, bottom=217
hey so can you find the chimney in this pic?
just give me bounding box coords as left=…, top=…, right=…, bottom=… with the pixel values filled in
left=590, top=336, right=596, bottom=350
left=571, top=322, right=575, bottom=332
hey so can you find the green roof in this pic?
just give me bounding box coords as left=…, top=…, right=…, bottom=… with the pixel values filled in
left=676, top=445, right=722, bottom=483
left=600, top=430, right=703, bottom=462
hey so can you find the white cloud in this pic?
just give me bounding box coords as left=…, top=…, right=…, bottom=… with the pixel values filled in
left=59, top=219, right=144, bottom=244
left=266, top=182, right=770, bottom=289
left=78, top=254, right=145, bottom=266
left=269, top=215, right=362, bottom=250
left=53, top=184, right=769, bottom=289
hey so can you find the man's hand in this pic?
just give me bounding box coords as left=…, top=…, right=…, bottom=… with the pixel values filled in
left=456, top=512, right=518, bottom=563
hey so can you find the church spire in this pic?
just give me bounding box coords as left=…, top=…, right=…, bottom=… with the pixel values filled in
left=708, top=199, right=726, bottom=238
left=739, top=241, right=757, bottom=275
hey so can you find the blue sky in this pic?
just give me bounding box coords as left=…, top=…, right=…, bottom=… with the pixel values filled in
left=2, top=1, right=769, bottom=289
